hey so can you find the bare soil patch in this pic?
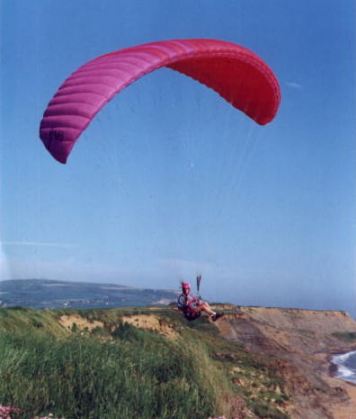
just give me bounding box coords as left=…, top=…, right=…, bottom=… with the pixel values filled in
left=59, top=314, right=104, bottom=331
left=121, top=314, right=177, bottom=339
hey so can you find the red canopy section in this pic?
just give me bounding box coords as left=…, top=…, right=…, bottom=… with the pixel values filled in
left=39, top=39, right=281, bottom=163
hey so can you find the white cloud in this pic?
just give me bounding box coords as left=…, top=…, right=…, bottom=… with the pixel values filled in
left=2, top=241, right=76, bottom=249
left=286, top=81, right=303, bottom=89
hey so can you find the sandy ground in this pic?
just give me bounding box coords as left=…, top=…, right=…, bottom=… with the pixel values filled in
left=121, top=314, right=177, bottom=339
left=310, top=351, right=356, bottom=419
left=59, top=314, right=104, bottom=331
left=59, top=313, right=177, bottom=339
left=324, top=374, right=356, bottom=419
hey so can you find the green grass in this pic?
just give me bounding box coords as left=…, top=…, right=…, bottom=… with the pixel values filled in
left=0, top=308, right=68, bottom=337
left=0, top=307, right=290, bottom=418
left=0, top=320, right=228, bottom=418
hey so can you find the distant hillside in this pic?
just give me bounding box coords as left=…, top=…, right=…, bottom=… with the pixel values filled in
left=0, top=279, right=177, bottom=309
left=1, top=305, right=356, bottom=418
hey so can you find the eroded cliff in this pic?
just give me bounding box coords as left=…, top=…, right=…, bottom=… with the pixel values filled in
left=215, top=306, right=356, bottom=418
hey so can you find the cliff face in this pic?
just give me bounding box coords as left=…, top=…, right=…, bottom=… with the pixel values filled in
left=215, top=306, right=356, bottom=419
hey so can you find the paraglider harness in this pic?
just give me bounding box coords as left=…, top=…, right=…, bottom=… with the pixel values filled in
left=177, top=275, right=202, bottom=321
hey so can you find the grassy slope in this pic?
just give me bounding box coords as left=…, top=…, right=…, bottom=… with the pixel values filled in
left=0, top=307, right=289, bottom=419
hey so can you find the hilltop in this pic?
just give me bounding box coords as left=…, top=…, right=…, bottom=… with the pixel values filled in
left=1, top=305, right=356, bottom=418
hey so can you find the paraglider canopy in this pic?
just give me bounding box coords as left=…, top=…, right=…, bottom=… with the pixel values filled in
left=39, top=38, right=281, bottom=164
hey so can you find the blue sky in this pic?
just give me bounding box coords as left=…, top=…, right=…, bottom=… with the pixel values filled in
left=1, top=0, right=356, bottom=314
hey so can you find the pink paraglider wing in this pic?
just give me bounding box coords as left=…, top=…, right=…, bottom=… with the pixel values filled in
left=39, top=39, right=281, bottom=163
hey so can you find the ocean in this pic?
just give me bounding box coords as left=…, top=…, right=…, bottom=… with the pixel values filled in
left=331, top=351, right=356, bottom=384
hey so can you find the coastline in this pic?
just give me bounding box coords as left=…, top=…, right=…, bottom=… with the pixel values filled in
left=216, top=307, right=356, bottom=418
left=324, top=348, right=356, bottom=418
left=328, top=349, right=356, bottom=383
